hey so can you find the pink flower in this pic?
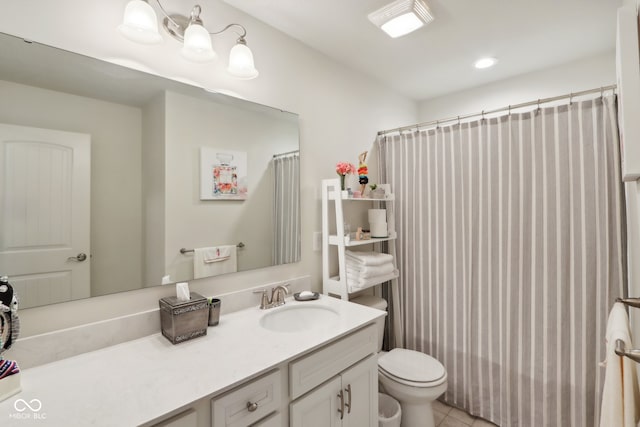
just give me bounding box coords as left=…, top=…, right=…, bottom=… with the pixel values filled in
left=335, top=162, right=356, bottom=176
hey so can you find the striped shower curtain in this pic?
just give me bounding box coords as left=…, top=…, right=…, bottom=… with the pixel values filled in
left=376, top=96, right=626, bottom=426
left=272, top=152, right=300, bottom=265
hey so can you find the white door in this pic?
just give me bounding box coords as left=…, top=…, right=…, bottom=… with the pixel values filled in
left=0, top=123, right=90, bottom=308
left=341, top=355, right=378, bottom=427
left=290, top=376, right=342, bottom=427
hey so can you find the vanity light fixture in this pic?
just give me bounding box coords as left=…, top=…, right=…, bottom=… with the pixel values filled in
left=118, top=0, right=259, bottom=79
left=368, top=0, right=434, bottom=38
left=474, top=57, right=498, bottom=69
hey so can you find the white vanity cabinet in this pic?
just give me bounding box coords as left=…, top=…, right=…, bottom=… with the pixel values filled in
left=290, top=355, right=377, bottom=427
left=289, top=324, right=378, bottom=427
left=2, top=289, right=385, bottom=427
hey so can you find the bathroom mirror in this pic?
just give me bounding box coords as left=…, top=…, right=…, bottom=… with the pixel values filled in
left=0, top=32, right=300, bottom=309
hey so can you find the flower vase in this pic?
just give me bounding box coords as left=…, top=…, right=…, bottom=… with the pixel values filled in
left=340, top=175, right=346, bottom=191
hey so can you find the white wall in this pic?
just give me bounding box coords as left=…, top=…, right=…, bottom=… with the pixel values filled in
left=0, top=0, right=416, bottom=336
left=142, top=93, right=166, bottom=287
left=417, top=51, right=616, bottom=123
left=0, top=79, right=143, bottom=298
left=163, top=90, right=299, bottom=282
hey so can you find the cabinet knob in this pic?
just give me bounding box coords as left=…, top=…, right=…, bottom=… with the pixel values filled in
left=246, top=401, right=259, bottom=412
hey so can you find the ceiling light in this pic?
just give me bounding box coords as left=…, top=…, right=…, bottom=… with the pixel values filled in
left=118, top=0, right=259, bottom=79
left=368, top=0, right=434, bottom=38
left=474, top=57, right=497, bottom=69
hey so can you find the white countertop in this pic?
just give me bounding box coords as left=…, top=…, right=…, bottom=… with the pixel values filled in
left=0, top=295, right=384, bottom=426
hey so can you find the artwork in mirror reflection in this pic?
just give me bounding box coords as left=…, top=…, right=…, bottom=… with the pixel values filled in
left=0, top=32, right=300, bottom=310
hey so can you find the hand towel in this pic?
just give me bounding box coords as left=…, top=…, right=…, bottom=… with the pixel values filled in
left=346, top=262, right=395, bottom=278
left=201, top=246, right=232, bottom=263
left=194, top=246, right=237, bottom=279
left=599, top=302, right=640, bottom=427
left=346, top=250, right=393, bottom=266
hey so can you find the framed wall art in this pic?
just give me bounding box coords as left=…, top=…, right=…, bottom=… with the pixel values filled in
left=200, top=148, right=248, bottom=200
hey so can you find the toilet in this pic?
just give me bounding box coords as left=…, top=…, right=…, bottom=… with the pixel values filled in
left=352, top=295, right=447, bottom=427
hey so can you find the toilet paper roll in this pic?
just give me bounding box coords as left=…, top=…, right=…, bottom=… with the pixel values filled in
left=370, top=221, right=388, bottom=238
left=368, top=209, right=386, bottom=224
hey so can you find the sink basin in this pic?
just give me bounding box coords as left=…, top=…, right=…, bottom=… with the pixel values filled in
left=259, top=304, right=340, bottom=333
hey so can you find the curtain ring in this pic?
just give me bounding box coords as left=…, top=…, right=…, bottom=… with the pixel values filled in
left=457, top=115, right=461, bottom=126
left=600, top=86, right=604, bottom=99
left=481, top=110, right=485, bottom=122
left=536, top=99, right=541, bottom=114
left=508, top=105, right=511, bottom=116
left=569, top=92, right=573, bottom=105
left=436, top=120, right=439, bottom=129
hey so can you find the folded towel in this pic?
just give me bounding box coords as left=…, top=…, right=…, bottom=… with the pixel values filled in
left=346, top=262, right=395, bottom=279
left=346, top=250, right=393, bottom=266
left=194, top=246, right=237, bottom=279
left=599, top=302, right=640, bottom=427
left=346, top=269, right=398, bottom=291
left=346, top=269, right=397, bottom=283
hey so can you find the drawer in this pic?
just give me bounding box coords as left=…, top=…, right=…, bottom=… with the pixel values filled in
left=211, top=370, right=281, bottom=427
left=289, top=324, right=377, bottom=399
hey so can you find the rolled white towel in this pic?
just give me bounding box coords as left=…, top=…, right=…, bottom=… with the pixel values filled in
left=346, top=262, right=395, bottom=278
left=346, top=250, right=393, bottom=266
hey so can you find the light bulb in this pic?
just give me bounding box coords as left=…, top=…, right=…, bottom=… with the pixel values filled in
left=474, top=58, right=498, bottom=69
left=117, top=0, right=162, bottom=45
left=227, top=42, right=259, bottom=79
left=181, top=23, right=217, bottom=62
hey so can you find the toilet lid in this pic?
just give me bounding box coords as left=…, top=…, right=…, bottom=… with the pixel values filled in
left=378, top=348, right=445, bottom=383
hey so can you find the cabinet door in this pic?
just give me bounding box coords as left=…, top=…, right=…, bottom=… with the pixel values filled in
left=290, top=377, right=342, bottom=427
left=341, top=355, right=378, bottom=427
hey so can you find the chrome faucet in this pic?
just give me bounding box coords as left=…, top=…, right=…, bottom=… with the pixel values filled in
left=253, top=284, right=290, bottom=309
left=271, top=285, right=289, bottom=307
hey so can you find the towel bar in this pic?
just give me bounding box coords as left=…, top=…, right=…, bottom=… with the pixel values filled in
left=615, top=339, right=640, bottom=363
left=616, top=297, right=640, bottom=309
left=180, top=243, right=245, bottom=254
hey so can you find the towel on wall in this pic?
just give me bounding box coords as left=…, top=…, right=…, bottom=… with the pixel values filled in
left=599, top=302, right=640, bottom=427
left=193, top=246, right=237, bottom=279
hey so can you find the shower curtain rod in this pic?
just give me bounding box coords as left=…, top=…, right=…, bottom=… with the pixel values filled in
left=377, top=84, right=617, bottom=136
left=272, top=150, right=299, bottom=158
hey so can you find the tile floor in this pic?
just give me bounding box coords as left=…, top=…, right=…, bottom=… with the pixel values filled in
left=432, top=400, right=497, bottom=427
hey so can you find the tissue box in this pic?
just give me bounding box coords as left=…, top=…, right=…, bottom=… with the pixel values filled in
left=159, top=292, right=208, bottom=344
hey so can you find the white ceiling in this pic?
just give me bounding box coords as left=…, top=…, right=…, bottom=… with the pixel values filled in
left=224, top=0, right=622, bottom=101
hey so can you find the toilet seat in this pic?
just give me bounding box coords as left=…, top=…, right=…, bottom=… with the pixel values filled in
left=378, top=348, right=446, bottom=388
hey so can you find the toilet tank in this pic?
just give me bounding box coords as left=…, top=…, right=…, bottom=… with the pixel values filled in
left=351, top=295, right=388, bottom=352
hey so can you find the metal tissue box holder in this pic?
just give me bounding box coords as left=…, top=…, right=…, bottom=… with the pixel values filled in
left=159, top=292, right=209, bottom=344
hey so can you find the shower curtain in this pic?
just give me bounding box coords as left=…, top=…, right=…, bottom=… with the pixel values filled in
left=376, top=96, right=626, bottom=427
left=272, top=152, right=300, bottom=265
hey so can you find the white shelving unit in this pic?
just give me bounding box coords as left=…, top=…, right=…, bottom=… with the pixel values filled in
left=321, top=178, right=398, bottom=300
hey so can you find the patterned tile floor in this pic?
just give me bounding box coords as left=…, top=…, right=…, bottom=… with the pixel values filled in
left=433, top=400, right=498, bottom=427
